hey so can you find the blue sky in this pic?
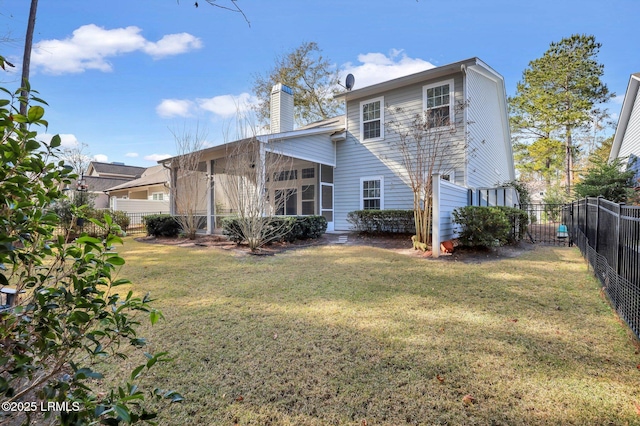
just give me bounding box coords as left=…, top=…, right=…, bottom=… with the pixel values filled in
left=1, top=0, right=637, bottom=166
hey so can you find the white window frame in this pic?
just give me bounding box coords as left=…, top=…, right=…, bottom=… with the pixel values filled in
left=151, top=192, right=165, bottom=201
left=440, top=170, right=455, bottom=183
left=360, top=176, right=384, bottom=210
left=422, top=79, right=454, bottom=130
left=360, top=97, right=384, bottom=141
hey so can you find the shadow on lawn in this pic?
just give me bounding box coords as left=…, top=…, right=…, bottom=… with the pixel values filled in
left=127, top=246, right=640, bottom=425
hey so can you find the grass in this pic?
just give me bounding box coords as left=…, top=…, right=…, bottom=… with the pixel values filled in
left=101, top=239, right=640, bottom=425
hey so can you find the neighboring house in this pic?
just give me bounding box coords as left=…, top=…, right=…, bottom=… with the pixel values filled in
left=105, top=165, right=171, bottom=214
left=610, top=73, right=640, bottom=186
left=161, top=57, right=515, bottom=245
left=106, top=164, right=170, bottom=201
left=75, top=161, right=146, bottom=208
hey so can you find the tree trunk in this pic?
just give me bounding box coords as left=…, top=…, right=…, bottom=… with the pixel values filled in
left=565, top=126, right=573, bottom=195
left=20, top=0, right=39, bottom=116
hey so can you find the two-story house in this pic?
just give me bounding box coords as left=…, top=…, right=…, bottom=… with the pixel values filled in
left=160, top=57, right=515, bottom=245
left=609, top=73, right=640, bottom=187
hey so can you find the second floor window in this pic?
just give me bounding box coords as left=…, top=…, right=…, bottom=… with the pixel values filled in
left=424, top=80, right=454, bottom=128
left=361, top=97, right=384, bottom=140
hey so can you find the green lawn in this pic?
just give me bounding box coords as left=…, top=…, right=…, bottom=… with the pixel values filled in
left=104, top=239, right=640, bottom=425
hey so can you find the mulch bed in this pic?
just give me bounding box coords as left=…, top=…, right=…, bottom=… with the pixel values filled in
left=135, top=233, right=537, bottom=263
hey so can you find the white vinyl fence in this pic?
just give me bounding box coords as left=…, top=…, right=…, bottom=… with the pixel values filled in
left=432, top=174, right=469, bottom=257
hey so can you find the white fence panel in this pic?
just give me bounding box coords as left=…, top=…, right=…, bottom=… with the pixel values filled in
left=432, top=175, right=469, bottom=257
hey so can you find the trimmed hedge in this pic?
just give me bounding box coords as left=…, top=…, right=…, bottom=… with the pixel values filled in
left=347, top=209, right=415, bottom=234
left=222, top=215, right=327, bottom=244
left=452, top=206, right=530, bottom=248
left=143, top=214, right=181, bottom=237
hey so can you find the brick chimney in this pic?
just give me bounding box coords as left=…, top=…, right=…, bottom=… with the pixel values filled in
left=270, top=83, right=294, bottom=133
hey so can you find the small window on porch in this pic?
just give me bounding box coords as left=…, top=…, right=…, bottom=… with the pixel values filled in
left=301, top=167, right=315, bottom=179
left=275, top=189, right=297, bottom=215
left=302, top=185, right=315, bottom=215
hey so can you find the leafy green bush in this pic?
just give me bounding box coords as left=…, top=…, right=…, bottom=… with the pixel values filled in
left=81, top=209, right=131, bottom=237
left=496, top=206, right=530, bottom=244
left=347, top=209, right=415, bottom=234
left=452, top=206, right=511, bottom=248
left=143, top=214, right=181, bottom=237
left=222, top=216, right=327, bottom=244
left=0, top=85, right=180, bottom=424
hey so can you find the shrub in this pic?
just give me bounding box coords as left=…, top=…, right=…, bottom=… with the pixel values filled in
left=452, top=206, right=511, bottom=248
left=347, top=210, right=415, bottom=234
left=81, top=209, right=131, bottom=237
left=222, top=216, right=327, bottom=245
left=496, top=206, right=530, bottom=244
left=0, top=85, right=180, bottom=424
left=144, top=214, right=181, bottom=237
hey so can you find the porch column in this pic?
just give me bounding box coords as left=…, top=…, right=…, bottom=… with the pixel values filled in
left=206, top=160, right=212, bottom=234
left=170, top=166, right=177, bottom=216
left=258, top=142, right=267, bottom=216
left=432, top=173, right=441, bottom=258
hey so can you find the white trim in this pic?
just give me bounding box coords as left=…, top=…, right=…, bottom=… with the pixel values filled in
left=150, top=192, right=165, bottom=201
left=423, top=79, right=455, bottom=130
left=360, top=97, right=385, bottom=142
left=360, top=175, right=384, bottom=210
left=440, top=170, right=455, bottom=183
left=263, top=147, right=336, bottom=167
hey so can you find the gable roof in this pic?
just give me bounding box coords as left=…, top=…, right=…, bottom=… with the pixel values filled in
left=334, top=57, right=502, bottom=102
left=77, top=176, right=132, bottom=192
left=105, top=165, right=170, bottom=192
left=87, top=161, right=146, bottom=178
left=610, top=73, right=640, bottom=162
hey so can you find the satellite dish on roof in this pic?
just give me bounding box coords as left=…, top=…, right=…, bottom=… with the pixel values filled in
left=345, top=74, right=355, bottom=91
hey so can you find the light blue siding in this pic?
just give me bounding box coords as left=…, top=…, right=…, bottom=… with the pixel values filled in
left=334, top=74, right=467, bottom=231
left=466, top=65, right=513, bottom=188
left=270, top=133, right=336, bottom=166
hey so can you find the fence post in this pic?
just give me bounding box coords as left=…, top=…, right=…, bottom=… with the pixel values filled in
left=569, top=202, right=574, bottom=247
left=616, top=203, right=625, bottom=275
left=594, top=197, right=601, bottom=252
left=432, top=173, right=441, bottom=258
left=584, top=199, right=589, bottom=248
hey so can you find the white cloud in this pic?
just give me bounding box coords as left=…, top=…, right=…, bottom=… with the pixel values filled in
left=32, top=24, right=202, bottom=75
left=156, top=99, right=195, bottom=118
left=144, top=153, right=172, bottom=162
left=156, top=93, right=258, bottom=119
left=93, top=154, right=108, bottom=162
left=142, top=33, right=202, bottom=58
left=612, top=94, right=625, bottom=105
left=37, top=133, right=79, bottom=148
left=196, top=93, right=258, bottom=118
left=341, top=49, right=435, bottom=89
left=125, top=152, right=139, bottom=158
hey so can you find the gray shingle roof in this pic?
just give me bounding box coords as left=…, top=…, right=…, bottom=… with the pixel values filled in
left=89, top=162, right=146, bottom=178
left=105, top=165, right=170, bottom=192
left=75, top=176, right=133, bottom=192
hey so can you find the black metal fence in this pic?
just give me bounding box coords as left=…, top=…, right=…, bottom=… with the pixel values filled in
left=56, top=211, right=169, bottom=237
left=564, top=197, right=640, bottom=338
left=519, top=203, right=570, bottom=245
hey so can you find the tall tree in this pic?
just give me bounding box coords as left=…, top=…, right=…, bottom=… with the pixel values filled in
left=19, top=0, right=38, bottom=116
left=574, top=157, right=636, bottom=203
left=510, top=34, right=613, bottom=194
left=252, top=42, right=343, bottom=129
